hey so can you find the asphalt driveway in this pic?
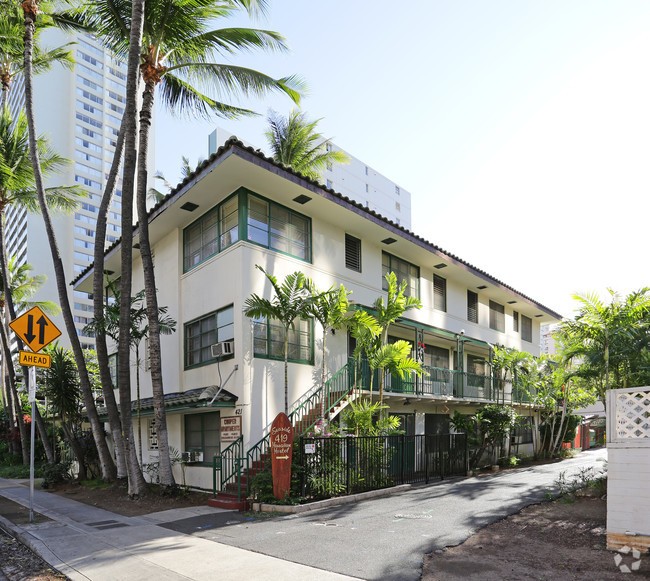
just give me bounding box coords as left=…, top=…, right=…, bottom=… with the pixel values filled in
left=164, top=448, right=607, bottom=581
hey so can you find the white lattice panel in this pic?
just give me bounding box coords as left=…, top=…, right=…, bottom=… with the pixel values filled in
left=615, top=390, right=650, bottom=439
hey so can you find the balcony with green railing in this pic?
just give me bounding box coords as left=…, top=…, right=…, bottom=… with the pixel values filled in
left=351, top=358, right=535, bottom=404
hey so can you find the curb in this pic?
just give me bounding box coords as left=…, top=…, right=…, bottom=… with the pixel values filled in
left=252, top=484, right=412, bottom=514
left=0, top=502, right=85, bottom=580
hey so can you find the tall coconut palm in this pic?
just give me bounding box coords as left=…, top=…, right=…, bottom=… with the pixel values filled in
left=20, top=0, right=117, bottom=481
left=87, top=0, right=146, bottom=493
left=80, top=0, right=303, bottom=487
left=265, top=109, right=349, bottom=181
left=244, top=266, right=312, bottom=415
left=0, top=106, right=80, bottom=464
left=0, top=7, right=75, bottom=106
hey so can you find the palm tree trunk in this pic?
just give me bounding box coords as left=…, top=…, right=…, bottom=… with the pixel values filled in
left=21, top=3, right=116, bottom=481
left=92, top=119, right=128, bottom=480
left=116, top=0, right=147, bottom=497
left=0, top=309, right=28, bottom=463
left=135, top=78, right=175, bottom=487
left=320, top=331, right=326, bottom=423
left=283, top=330, right=289, bottom=415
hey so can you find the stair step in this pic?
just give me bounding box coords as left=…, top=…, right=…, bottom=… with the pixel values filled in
left=208, top=495, right=248, bottom=511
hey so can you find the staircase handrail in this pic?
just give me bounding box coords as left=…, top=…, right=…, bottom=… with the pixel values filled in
left=212, top=435, right=244, bottom=498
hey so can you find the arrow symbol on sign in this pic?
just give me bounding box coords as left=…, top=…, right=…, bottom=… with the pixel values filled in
left=25, top=315, right=36, bottom=343
left=37, top=316, right=48, bottom=344
left=276, top=455, right=289, bottom=460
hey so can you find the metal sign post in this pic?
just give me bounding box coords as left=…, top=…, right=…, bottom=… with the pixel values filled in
left=28, top=366, right=36, bottom=523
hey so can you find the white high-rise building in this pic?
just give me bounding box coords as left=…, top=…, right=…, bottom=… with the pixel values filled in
left=208, top=127, right=412, bottom=229
left=5, top=31, right=144, bottom=349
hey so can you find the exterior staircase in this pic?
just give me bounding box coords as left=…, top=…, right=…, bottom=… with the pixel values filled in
left=209, top=360, right=357, bottom=510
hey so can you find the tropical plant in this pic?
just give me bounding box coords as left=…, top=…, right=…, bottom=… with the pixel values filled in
left=368, top=272, right=422, bottom=405
left=148, top=156, right=204, bottom=204
left=42, top=343, right=89, bottom=480
left=79, top=0, right=303, bottom=491
left=342, top=399, right=402, bottom=437
left=265, top=109, right=349, bottom=181
left=556, top=289, right=650, bottom=404
left=244, top=266, right=312, bottom=414
left=305, top=282, right=350, bottom=423
left=0, top=7, right=75, bottom=106
left=85, top=282, right=176, bottom=464
left=20, top=0, right=117, bottom=482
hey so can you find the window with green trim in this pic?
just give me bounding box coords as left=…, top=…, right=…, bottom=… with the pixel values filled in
left=246, top=193, right=310, bottom=260
left=183, top=208, right=218, bottom=271
left=382, top=252, right=419, bottom=298
left=185, top=305, right=234, bottom=368
left=183, top=190, right=311, bottom=272
left=184, top=412, right=220, bottom=464
left=253, top=316, right=313, bottom=363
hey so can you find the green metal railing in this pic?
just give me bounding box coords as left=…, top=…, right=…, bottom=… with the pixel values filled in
left=212, top=435, right=244, bottom=498
left=213, top=358, right=536, bottom=502
left=216, top=361, right=357, bottom=501
left=353, top=358, right=535, bottom=404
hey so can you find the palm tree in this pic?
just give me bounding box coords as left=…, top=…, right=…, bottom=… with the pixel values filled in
left=85, top=282, right=176, bottom=465
left=42, top=343, right=88, bottom=480
left=20, top=0, right=117, bottom=482
left=0, top=105, right=79, bottom=465
left=244, top=266, right=312, bottom=415
left=372, top=272, right=422, bottom=405
left=0, top=256, right=58, bottom=463
left=305, top=282, right=350, bottom=423
left=81, top=0, right=303, bottom=488
left=87, top=0, right=146, bottom=494
left=0, top=7, right=75, bottom=106
left=148, top=156, right=204, bottom=205
left=265, top=109, right=349, bottom=181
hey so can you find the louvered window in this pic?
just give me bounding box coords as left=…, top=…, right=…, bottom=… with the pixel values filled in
left=521, top=315, right=532, bottom=343
left=489, top=300, right=505, bottom=332
left=513, top=311, right=519, bottom=332
left=433, top=274, right=447, bottom=312
left=467, top=291, right=478, bottom=323
left=345, top=234, right=362, bottom=272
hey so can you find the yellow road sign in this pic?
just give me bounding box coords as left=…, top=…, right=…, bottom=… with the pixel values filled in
left=19, top=350, right=52, bottom=369
left=9, top=306, right=62, bottom=353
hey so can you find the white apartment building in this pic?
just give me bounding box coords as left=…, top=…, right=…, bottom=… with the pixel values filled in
left=75, top=137, right=562, bottom=494
left=5, top=31, right=151, bottom=349
left=208, top=127, right=412, bottom=228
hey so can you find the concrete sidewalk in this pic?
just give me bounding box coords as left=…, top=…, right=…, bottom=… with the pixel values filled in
left=0, top=478, right=359, bottom=581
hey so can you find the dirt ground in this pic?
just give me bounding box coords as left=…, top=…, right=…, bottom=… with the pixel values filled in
left=3, top=480, right=650, bottom=580
left=45, top=479, right=210, bottom=517
left=422, top=493, right=650, bottom=581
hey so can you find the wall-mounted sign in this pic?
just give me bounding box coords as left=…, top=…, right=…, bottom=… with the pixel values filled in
left=221, top=416, right=242, bottom=443
left=304, top=443, right=315, bottom=454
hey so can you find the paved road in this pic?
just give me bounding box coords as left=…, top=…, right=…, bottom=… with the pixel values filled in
left=164, top=448, right=607, bottom=581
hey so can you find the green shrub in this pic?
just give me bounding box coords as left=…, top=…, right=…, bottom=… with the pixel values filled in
left=41, top=462, right=71, bottom=488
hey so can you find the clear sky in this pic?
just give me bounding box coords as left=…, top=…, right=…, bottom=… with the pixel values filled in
left=154, top=0, right=650, bottom=319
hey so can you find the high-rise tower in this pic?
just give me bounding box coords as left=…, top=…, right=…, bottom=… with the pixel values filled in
left=6, top=31, right=151, bottom=348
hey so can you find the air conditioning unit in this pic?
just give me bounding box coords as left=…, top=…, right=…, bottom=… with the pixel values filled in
left=181, top=450, right=203, bottom=463
left=211, top=340, right=234, bottom=358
